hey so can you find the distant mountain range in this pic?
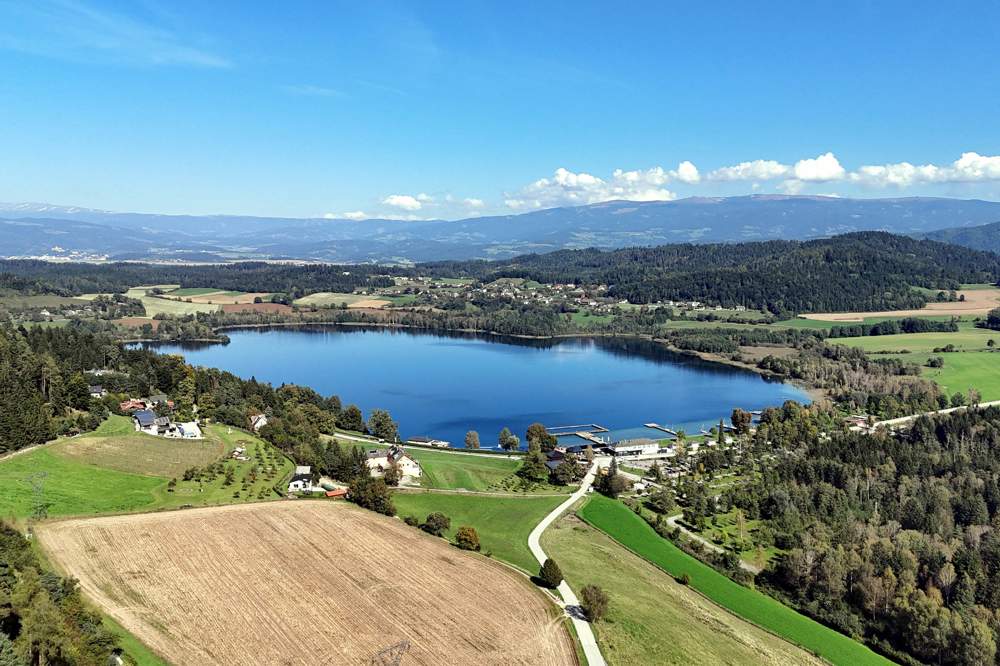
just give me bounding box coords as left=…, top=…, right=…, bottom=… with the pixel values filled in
left=3, top=195, right=1000, bottom=264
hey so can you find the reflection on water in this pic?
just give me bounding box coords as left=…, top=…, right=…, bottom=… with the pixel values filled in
left=145, top=325, right=807, bottom=448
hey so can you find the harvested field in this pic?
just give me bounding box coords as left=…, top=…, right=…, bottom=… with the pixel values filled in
left=802, top=287, right=1000, bottom=322
left=221, top=302, right=293, bottom=314
left=348, top=298, right=390, bottom=309
left=113, top=317, right=160, bottom=330
left=187, top=291, right=272, bottom=304
left=38, top=502, right=576, bottom=666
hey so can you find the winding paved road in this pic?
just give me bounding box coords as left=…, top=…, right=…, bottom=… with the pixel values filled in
left=527, top=462, right=607, bottom=666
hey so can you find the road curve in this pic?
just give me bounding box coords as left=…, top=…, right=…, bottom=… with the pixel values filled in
left=527, top=462, right=607, bottom=666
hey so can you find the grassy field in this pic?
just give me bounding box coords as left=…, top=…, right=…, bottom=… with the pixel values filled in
left=293, top=291, right=368, bottom=307
left=543, top=513, right=823, bottom=665
left=834, top=322, right=995, bottom=353
left=579, top=495, right=891, bottom=665
left=54, top=417, right=226, bottom=478
left=0, top=418, right=293, bottom=520
left=166, top=287, right=220, bottom=296
left=0, top=292, right=89, bottom=310
left=400, top=447, right=521, bottom=490
left=392, top=491, right=565, bottom=572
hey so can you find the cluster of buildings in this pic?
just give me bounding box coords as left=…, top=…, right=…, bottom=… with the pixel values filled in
left=366, top=445, right=422, bottom=481
left=120, top=395, right=202, bottom=440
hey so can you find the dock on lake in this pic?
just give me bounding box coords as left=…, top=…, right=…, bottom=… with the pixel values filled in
left=644, top=423, right=677, bottom=436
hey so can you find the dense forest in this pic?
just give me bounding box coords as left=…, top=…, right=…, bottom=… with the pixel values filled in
left=3, top=232, right=998, bottom=316
left=0, top=260, right=395, bottom=299
left=701, top=403, right=1000, bottom=664
left=424, top=232, right=1000, bottom=314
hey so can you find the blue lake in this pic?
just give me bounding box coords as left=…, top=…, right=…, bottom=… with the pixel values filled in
left=149, top=326, right=808, bottom=448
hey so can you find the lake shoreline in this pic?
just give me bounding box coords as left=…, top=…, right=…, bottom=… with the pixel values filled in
left=208, top=320, right=821, bottom=401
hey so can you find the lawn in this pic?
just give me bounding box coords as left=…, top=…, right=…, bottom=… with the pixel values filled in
left=0, top=420, right=294, bottom=520
left=402, top=448, right=520, bottom=491
left=392, top=491, right=565, bottom=572
left=542, top=513, right=823, bottom=666
left=579, top=495, right=891, bottom=665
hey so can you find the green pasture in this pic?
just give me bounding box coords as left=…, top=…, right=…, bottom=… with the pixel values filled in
left=543, top=514, right=822, bottom=666
left=392, top=492, right=565, bottom=572
left=0, top=418, right=293, bottom=521
left=579, top=495, right=891, bottom=665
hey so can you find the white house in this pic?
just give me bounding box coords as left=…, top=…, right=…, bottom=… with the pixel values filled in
left=608, top=438, right=662, bottom=460
left=287, top=466, right=314, bottom=493
left=366, top=446, right=422, bottom=480
left=250, top=414, right=269, bottom=432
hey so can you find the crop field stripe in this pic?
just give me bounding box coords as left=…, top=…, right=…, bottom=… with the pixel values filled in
left=578, top=496, right=891, bottom=665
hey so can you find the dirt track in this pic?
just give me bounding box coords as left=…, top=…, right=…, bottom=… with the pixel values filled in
left=801, top=287, right=1000, bottom=322
left=37, top=502, right=576, bottom=666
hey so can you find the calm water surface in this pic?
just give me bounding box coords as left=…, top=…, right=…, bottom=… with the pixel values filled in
left=149, top=326, right=808, bottom=447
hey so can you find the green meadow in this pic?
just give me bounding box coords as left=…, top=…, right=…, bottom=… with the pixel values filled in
left=392, top=491, right=565, bottom=572
left=579, top=495, right=891, bottom=665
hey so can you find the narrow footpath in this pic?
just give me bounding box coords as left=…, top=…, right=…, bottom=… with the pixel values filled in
left=527, top=462, right=607, bottom=666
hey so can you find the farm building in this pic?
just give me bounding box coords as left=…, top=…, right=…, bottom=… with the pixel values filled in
left=366, top=446, right=422, bottom=480
left=288, top=466, right=315, bottom=493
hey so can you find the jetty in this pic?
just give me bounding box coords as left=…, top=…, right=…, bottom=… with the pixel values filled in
left=547, top=424, right=609, bottom=437
left=644, top=423, right=677, bottom=436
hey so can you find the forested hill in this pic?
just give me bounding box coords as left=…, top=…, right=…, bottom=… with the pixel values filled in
left=923, top=220, right=1000, bottom=254
left=424, top=232, right=1000, bottom=314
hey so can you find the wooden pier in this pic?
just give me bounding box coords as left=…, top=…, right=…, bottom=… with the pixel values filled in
left=547, top=424, right=609, bottom=437
left=643, top=423, right=677, bottom=436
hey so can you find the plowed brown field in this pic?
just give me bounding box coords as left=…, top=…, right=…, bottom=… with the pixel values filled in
left=37, top=502, right=576, bottom=666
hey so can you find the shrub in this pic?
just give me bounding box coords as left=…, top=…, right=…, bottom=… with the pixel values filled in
left=403, top=515, right=420, bottom=527
left=677, top=572, right=691, bottom=585
left=539, top=558, right=563, bottom=589
left=455, top=526, right=480, bottom=551
left=420, top=512, right=451, bottom=537
left=579, top=584, right=609, bottom=621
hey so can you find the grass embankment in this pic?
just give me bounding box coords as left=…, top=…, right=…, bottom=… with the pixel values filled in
left=0, top=416, right=293, bottom=520
left=543, top=514, right=823, bottom=666
left=392, top=492, right=565, bottom=572
left=579, top=495, right=891, bottom=665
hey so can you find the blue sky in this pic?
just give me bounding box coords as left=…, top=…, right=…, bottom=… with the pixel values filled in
left=2, top=0, right=999, bottom=219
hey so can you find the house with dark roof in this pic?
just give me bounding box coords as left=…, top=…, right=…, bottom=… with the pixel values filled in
left=288, top=466, right=314, bottom=493
left=132, top=409, right=157, bottom=434
left=88, top=385, right=106, bottom=399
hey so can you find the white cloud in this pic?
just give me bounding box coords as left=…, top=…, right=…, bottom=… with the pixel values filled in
left=416, top=193, right=433, bottom=202
left=709, top=159, right=790, bottom=181
left=849, top=153, right=1000, bottom=188
left=950, top=152, right=1000, bottom=181
left=793, top=152, right=846, bottom=182
left=673, top=160, right=701, bottom=184
left=342, top=211, right=367, bottom=220
left=506, top=165, right=687, bottom=209
left=463, top=198, right=485, bottom=208
left=382, top=194, right=422, bottom=211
